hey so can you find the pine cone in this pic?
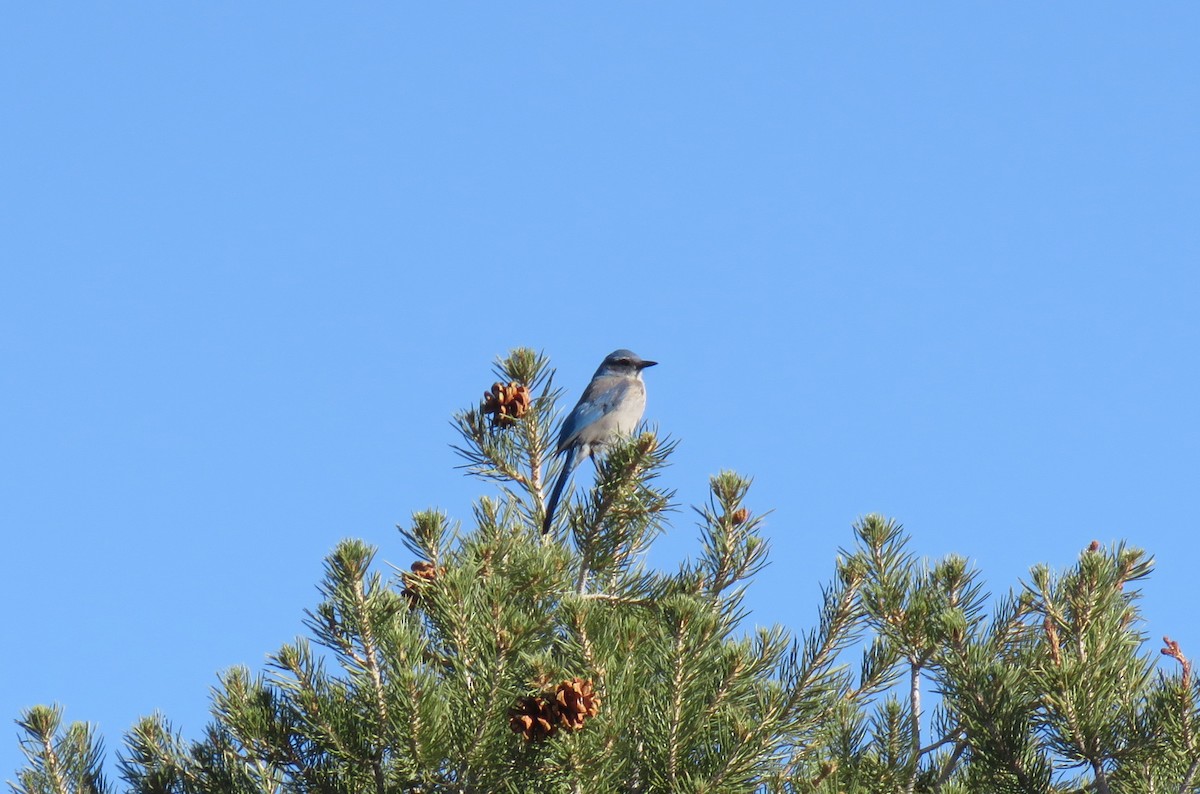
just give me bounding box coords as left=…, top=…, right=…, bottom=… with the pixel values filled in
left=401, top=560, right=444, bottom=607
left=554, top=677, right=601, bottom=731
left=509, top=696, right=557, bottom=741
left=509, top=678, right=601, bottom=740
left=482, top=381, right=532, bottom=428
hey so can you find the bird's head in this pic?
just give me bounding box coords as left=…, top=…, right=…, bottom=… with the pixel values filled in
left=596, top=349, right=658, bottom=378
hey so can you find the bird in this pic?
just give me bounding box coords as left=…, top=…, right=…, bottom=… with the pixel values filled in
left=542, top=349, right=657, bottom=534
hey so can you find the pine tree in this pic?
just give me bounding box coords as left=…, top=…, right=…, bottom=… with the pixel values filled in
left=11, top=349, right=1200, bottom=793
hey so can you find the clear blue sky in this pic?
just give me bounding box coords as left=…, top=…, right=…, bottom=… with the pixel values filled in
left=3, top=3, right=1197, bottom=781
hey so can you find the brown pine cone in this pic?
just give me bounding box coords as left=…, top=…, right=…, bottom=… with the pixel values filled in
left=401, top=560, right=444, bottom=607
left=509, top=696, right=557, bottom=741
left=554, top=677, right=601, bottom=731
left=481, top=381, right=532, bottom=428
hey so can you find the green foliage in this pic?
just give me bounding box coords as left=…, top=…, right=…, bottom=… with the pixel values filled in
left=12, top=706, right=107, bottom=794
left=10, top=349, right=1200, bottom=794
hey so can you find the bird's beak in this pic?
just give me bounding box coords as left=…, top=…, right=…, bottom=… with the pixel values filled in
left=639, top=360, right=658, bottom=369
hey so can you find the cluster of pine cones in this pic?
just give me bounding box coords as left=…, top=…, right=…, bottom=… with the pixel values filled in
left=481, top=381, right=531, bottom=428
left=509, top=678, right=601, bottom=741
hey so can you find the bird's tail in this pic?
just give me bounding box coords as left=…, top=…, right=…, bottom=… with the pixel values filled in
left=542, top=447, right=578, bottom=534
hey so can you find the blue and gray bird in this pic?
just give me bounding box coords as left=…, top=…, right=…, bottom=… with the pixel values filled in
left=542, top=349, right=657, bottom=534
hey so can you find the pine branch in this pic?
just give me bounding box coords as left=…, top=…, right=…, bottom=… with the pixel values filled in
left=571, top=432, right=674, bottom=594
left=665, top=622, right=689, bottom=790
left=1181, top=757, right=1199, bottom=794
left=933, top=735, right=969, bottom=789
left=268, top=643, right=356, bottom=769
left=12, top=707, right=106, bottom=794
left=349, top=563, right=391, bottom=739
left=906, top=660, right=922, bottom=794
left=461, top=599, right=512, bottom=786
left=451, top=348, right=559, bottom=521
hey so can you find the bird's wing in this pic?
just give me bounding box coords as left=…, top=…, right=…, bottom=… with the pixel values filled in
left=556, top=377, right=636, bottom=453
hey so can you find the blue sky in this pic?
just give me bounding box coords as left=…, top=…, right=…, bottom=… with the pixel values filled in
left=3, top=3, right=1198, bottom=780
